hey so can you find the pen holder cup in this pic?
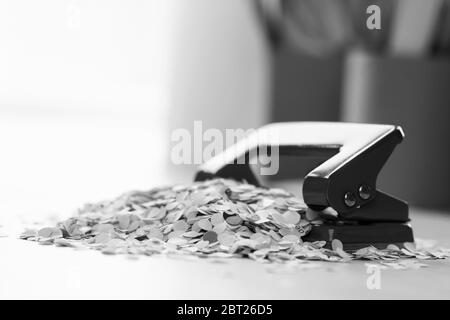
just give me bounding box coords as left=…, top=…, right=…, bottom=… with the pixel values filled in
left=342, top=50, right=450, bottom=208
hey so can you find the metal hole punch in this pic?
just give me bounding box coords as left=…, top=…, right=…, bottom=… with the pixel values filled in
left=194, top=122, right=414, bottom=251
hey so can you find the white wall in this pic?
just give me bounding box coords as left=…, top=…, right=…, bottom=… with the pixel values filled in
left=0, top=0, right=270, bottom=219
left=0, top=0, right=172, bottom=117
left=167, top=0, right=271, bottom=180
left=0, top=0, right=174, bottom=219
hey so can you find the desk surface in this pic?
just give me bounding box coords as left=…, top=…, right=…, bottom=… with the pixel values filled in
left=1, top=115, right=449, bottom=299
left=1, top=207, right=450, bottom=300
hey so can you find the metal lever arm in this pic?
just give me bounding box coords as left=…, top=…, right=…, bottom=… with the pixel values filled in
left=195, top=122, right=408, bottom=221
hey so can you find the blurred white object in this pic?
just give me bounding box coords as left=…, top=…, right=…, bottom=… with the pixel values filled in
left=0, top=114, right=170, bottom=220
left=0, top=0, right=270, bottom=218
left=389, top=0, right=443, bottom=56
left=0, top=0, right=176, bottom=219
left=0, top=0, right=173, bottom=116
left=167, top=0, right=270, bottom=182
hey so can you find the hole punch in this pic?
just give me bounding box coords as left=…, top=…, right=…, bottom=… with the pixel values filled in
left=194, top=122, right=414, bottom=251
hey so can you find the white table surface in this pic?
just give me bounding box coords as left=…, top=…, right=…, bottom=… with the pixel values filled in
left=1, top=114, right=449, bottom=299
left=1, top=207, right=450, bottom=300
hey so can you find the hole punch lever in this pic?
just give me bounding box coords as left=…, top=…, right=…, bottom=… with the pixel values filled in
left=195, top=122, right=413, bottom=249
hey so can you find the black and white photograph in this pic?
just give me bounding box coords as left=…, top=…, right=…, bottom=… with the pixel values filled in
left=1, top=0, right=450, bottom=305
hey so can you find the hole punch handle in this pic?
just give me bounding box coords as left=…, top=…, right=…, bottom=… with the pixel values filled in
left=195, top=122, right=408, bottom=221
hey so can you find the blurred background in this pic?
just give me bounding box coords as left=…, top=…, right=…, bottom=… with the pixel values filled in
left=1, top=0, right=450, bottom=222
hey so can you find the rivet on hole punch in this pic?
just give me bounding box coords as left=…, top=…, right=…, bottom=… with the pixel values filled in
left=358, top=185, right=371, bottom=200
left=344, top=192, right=357, bottom=207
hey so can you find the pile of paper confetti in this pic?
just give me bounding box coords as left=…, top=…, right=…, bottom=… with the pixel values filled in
left=20, top=179, right=450, bottom=267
